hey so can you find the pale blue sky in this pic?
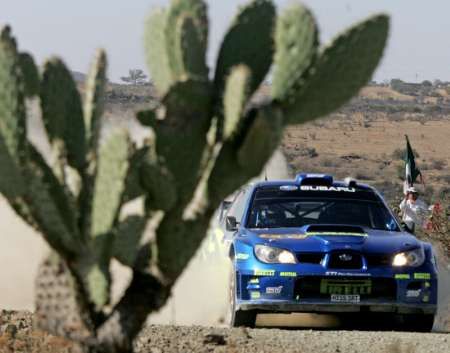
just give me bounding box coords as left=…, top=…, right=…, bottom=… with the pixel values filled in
left=1, top=0, right=449, bottom=83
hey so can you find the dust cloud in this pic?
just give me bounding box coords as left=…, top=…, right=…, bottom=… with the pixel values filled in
left=148, top=149, right=291, bottom=325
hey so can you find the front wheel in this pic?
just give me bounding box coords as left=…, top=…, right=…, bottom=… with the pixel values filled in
left=229, top=260, right=257, bottom=327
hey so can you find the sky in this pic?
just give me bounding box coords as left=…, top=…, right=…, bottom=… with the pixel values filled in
left=1, top=0, right=449, bottom=83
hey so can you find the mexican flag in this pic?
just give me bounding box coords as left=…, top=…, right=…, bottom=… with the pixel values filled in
left=403, top=135, right=422, bottom=193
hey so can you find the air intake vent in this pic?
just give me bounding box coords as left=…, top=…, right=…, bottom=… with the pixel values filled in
left=306, top=225, right=366, bottom=234
left=296, top=252, right=324, bottom=264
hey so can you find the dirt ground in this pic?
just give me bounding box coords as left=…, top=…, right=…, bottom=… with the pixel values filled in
left=1, top=311, right=450, bottom=353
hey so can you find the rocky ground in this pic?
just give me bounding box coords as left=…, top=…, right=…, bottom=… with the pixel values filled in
left=1, top=311, right=450, bottom=353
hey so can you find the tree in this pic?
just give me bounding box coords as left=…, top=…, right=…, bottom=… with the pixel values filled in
left=0, top=1, right=389, bottom=352
left=121, top=69, right=148, bottom=85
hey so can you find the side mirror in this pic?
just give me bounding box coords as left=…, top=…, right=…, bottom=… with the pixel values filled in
left=226, top=216, right=239, bottom=232
left=218, top=200, right=232, bottom=222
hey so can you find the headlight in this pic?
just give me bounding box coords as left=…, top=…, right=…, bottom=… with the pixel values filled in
left=254, top=245, right=296, bottom=264
left=392, top=248, right=425, bottom=267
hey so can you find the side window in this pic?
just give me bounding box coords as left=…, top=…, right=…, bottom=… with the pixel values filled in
left=227, top=189, right=248, bottom=223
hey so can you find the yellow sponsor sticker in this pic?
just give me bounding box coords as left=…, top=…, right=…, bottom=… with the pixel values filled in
left=254, top=269, right=275, bottom=276
left=250, top=291, right=261, bottom=299
left=280, top=271, right=297, bottom=277
left=395, top=274, right=410, bottom=280
left=414, top=273, right=431, bottom=280
left=236, top=253, right=249, bottom=260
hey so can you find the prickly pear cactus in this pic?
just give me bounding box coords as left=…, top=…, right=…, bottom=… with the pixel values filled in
left=0, top=0, right=389, bottom=352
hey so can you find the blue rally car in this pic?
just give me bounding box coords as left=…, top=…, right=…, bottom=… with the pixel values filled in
left=222, top=174, right=438, bottom=331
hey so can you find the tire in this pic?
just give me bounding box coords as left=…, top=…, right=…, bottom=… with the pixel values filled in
left=229, top=259, right=257, bottom=328
left=398, top=314, right=435, bottom=332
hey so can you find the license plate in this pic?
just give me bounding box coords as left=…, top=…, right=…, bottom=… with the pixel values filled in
left=331, top=294, right=360, bottom=303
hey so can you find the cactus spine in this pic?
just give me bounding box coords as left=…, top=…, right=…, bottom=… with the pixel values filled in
left=0, top=1, right=389, bottom=352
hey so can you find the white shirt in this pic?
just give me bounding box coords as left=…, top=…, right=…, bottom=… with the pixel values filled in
left=399, top=198, right=429, bottom=229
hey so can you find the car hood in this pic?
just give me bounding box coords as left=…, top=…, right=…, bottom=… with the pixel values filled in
left=244, top=225, right=421, bottom=254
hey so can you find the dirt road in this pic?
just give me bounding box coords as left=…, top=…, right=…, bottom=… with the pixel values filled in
left=1, top=311, right=449, bottom=353
left=134, top=325, right=450, bottom=353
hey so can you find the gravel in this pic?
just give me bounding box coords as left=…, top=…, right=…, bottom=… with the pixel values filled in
left=135, top=325, right=450, bottom=353
left=0, top=311, right=449, bottom=353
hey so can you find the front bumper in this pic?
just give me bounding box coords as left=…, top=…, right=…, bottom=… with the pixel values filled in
left=239, top=301, right=437, bottom=315
left=235, top=270, right=438, bottom=315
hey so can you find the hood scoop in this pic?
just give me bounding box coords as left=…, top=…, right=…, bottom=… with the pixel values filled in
left=305, top=225, right=367, bottom=237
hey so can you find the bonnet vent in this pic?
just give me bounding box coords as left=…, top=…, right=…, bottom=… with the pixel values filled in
left=306, top=225, right=366, bottom=234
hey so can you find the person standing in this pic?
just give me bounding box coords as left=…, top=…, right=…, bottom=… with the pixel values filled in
left=399, top=187, right=429, bottom=233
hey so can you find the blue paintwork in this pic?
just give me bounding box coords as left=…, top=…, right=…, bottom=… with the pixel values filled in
left=228, top=174, right=438, bottom=314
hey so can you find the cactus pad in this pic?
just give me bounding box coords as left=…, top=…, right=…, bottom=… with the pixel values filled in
left=272, top=3, right=318, bottom=101
left=84, top=49, right=107, bottom=153
left=145, top=8, right=172, bottom=95
left=18, top=52, right=40, bottom=97
left=284, top=14, right=389, bottom=124
left=41, top=58, right=86, bottom=171
left=166, top=0, right=208, bottom=81
left=214, top=0, right=275, bottom=98
left=223, top=65, right=251, bottom=140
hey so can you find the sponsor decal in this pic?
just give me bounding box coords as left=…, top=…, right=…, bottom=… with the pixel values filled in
left=280, top=271, right=297, bottom=277
left=248, top=278, right=259, bottom=284
left=279, top=185, right=298, bottom=191
left=414, top=273, right=431, bottom=280
left=250, top=291, right=260, bottom=299
left=254, top=269, right=275, bottom=276
left=406, top=289, right=421, bottom=298
left=326, top=271, right=371, bottom=277
left=395, top=274, right=410, bottom=280
left=259, top=234, right=308, bottom=240
left=236, top=253, right=249, bottom=260
left=300, top=185, right=356, bottom=192
left=266, top=286, right=283, bottom=294
left=320, top=279, right=372, bottom=295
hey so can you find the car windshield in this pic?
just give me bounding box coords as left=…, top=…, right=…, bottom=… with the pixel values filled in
left=247, top=196, right=400, bottom=231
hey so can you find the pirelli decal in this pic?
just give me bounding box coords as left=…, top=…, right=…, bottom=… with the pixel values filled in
left=254, top=269, right=275, bottom=276
left=414, top=273, right=431, bottom=280
left=395, top=274, right=410, bottom=280
left=280, top=271, right=297, bottom=277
